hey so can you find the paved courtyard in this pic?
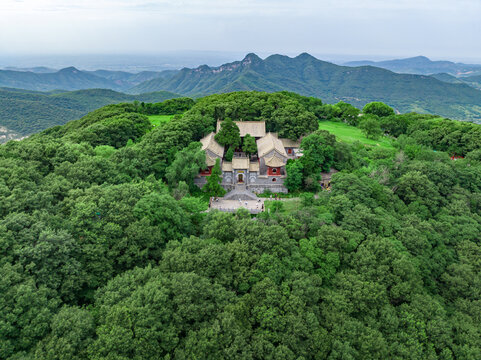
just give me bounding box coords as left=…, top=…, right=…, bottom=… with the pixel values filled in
left=209, top=198, right=266, bottom=214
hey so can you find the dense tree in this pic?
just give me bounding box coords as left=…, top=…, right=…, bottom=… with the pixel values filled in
left=224, top=146, right=234, bottom=162
left=215, top=118, right=241, bottom=148
left=363, top=102, right=395, bottom=117
left=1, top=92, right=481, bottom=359
left=90, top=267, right=234, bottom=359
left=285, top=159, right=304, bottom=192
left=242, top=134, right=257, bottom=156
left=34, top=306, right=95, bottom=360
left=337, top=101, right=361, bottom=126
left=204, top=159, right=225, bottom=197
left=165, top=142, right=206, bottom=187
left=272, top=100, right=319, bottom=140
left=300, top=132, right=335, bottom=173
left=0, top=264, right=60, bottom=359
left=359, top=115, right=383, bottom=139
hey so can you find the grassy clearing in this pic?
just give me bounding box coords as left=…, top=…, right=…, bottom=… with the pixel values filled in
left=318, top=121, right=394, bottom=149
left=264, top=198, right=302, bottom=213
left=148, top=115, right=175, bottom=127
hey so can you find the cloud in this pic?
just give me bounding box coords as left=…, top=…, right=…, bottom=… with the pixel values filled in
left=0, top=0, right=479, bottom=60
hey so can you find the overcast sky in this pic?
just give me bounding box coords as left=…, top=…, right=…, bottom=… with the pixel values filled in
left=1, top=0, right=480, bottom=63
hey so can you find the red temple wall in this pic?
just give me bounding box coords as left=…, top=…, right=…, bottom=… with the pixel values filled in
left=267, top=167, right=281, bottom=176
left=200, top=166, right=213, bottom=176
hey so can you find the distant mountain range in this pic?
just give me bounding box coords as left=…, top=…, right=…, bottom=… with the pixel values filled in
left=2, top=53, right=481, bottom=137
left=0, top=88, right=180, bottom=140
left=129, top=53, right=481, bottom=123
left=344, top=56, right=481, bottom=76
left=0, top=67, right=178, bottom=92
left=3, top=66, right=58, bottom=73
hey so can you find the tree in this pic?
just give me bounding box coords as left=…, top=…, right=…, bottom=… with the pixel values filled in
left=272, top=101, right=319, bottom=140
left=165, top=142, right=206, bottom=187
left=224, top=147, right=234, bottom=162
left=285, top=160, right=304, bottom=192
left=270, top=201, right=284, bottom=213
left=172, top=181, right=190, bottom=200
left=214, top=118, right=241, bottom=148
left=359, top=116, right=383, bottom=139
left=133, top=193, right=192, bottom=242
left=242, top=134, right=257, bottom=156
left=204, top=159, right=225, bottom=197
left=34, top=306, right=95, bottom=360
left=396, top=170, right=442, bottom=215
left=363, top=102, right=395, bottom=117
left=300, top=132, right=335, bottom=173
left=0, top=264, right=60, bottom=359
left=89, top=268, right=233, bottom=360
left=337, top=101, right=361, bottom=126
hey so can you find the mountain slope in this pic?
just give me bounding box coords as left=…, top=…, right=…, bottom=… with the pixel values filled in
left=430, top=73, right=466, bottom=84
left=0, top=88, right=181, bottom=139
left=462, top=74, right=481, bottom=90
left=130, top=53, right=481, bottom=122
left=0, top=67, right=125, bottom=91
left=0, top=67, right=178, bottom=92
left=344, top=56, right=481, bottom=76
left=86, top=69, right=178, bottom=89
left=431, top=73, right=481, bottom=90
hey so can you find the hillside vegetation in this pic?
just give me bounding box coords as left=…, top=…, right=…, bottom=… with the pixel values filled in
left=0, top=88, right=181, bottom=138
left=1, top=92, right=481, bottom=359
left=130, top=53, right=481, bottom=123
left=0, top=67, right=176, bottom=92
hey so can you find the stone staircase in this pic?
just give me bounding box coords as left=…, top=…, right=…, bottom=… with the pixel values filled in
left=223, top=187, right=258, bottom=201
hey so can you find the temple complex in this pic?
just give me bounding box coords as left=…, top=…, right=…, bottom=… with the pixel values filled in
left=195, top=120, right=302, bottom=193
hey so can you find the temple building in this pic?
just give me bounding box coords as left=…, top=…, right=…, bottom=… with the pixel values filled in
left=195, top=121, right=302, bottom=193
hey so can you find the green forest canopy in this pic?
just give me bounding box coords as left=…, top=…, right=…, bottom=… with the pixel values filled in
left=1, top=91, right=481, bottom=359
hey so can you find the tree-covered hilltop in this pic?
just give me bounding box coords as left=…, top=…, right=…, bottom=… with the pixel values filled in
left=1, top=91, right=481, bottom=359
left=130, top=53, right=481, bottom=123
left=0, top=88, right=181, bottom=139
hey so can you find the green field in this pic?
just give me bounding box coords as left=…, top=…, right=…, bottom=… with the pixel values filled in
left=318, top=121, right=394, bottom=149
left=148, top=115, right=175, bottom=127
left=264, top=198, right=302, bottom=214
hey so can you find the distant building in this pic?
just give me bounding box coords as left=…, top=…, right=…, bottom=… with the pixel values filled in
left=195, top=121, right=302, bottom=193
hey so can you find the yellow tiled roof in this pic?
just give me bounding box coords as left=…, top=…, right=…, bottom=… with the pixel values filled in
left=257, top=132, right=288, bottom=158
left=232, top=157, right=250, bottom=169
left=249, top=161, right=260, bottom=172
left=264, top=155, right=286, bottom=167
left=205, top=154, right=217, bottom=166
left=216, top=121, right=266, bottom=138
left=280, top=138, right=301, bottom=148
left=200, top=132, right=224, bottom=157
left=222, top=161, right=233, bottom=171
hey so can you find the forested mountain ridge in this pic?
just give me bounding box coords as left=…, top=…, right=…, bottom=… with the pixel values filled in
left=1, top=92, right=481, bottom=359
left=0, top=67, right=124, bottom=91
left=86, top=69, right=178, bottom=88
left=431, top=73, right=481, bottom=91
left=0, top=88, right=181, bottom=139
left=0, top=67, right=177, bottom=92
left=345, top=55, right=481, bottom=76
left=130, top=53, right=481, bottom=122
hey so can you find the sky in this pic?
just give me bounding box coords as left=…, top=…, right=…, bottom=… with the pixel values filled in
left=0, top=0, right=480, bottom=66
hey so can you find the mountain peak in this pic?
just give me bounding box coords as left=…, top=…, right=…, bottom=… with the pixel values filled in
left=242, top=53, right=262, bottom=64
left=296, top=52, right=316, bottom=60
left=408, top=56, right=431, bottom=62
left=58, top=66, right=80, bottom=74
